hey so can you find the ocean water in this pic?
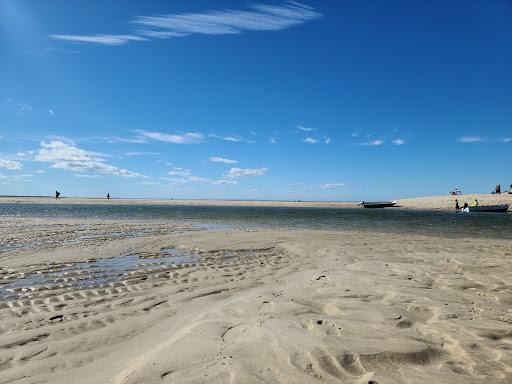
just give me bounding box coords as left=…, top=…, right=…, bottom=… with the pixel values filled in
left=0, top=203, right=511, bottom=240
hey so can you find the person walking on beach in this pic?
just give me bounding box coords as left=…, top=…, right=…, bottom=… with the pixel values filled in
left=107, top=193, right=110, bottom=200
left=455, top=199, right=460, bottom=211
left=55, top=191, right=60, bottom=200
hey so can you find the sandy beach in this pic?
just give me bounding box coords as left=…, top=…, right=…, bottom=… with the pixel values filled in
left=1, top=193, right=511, bottom=211
left=0, top=209, right=511, bottom=384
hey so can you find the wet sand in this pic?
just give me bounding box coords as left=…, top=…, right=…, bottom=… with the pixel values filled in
left=1, top=217, right=511, bottom=383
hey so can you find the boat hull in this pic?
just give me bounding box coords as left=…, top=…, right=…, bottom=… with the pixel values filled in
left=360, top=201, right=397, bottom=208
left=468, top=204, right=509, bottom=212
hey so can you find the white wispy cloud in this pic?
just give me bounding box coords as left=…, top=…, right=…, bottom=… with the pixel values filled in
left=74, top=174, right=102, bottom=178
left=269, top=137, right=277, bottom=144
left=392, top=138, right=405, bottom=145
left=169, top=175, right=212, bottom=184
left=213, top=179, right=238, bottom=185
left=225, top=167, right=268, bottom=178
left=457, top=136, right=484, bottom=143
left=168, top=167, right=191, bottom=177
left=106, top=136, right=148, bottom=144
left=5, top=98, right=32, bottom=114
left=136, top=130, right=204, bottom=144
left=124, top=151, right=160, bottom=157
left=49, top=109, right=55, bottom=117
left=360, top=139, right=384, bottom=146
left=0, top=159, right=23, bottom=170
left=50, top=34, right=147, bottom=46
left=303, top=137, right=318, bottom=144
left=324, top=137, right=331, bottom=144
left=320, top=182, right=345, bottom=189
left=209, top=156, right=237, bottom=164
left=209, top=134, right=254, bottom=143
left=297, top=125, right=316, bottom=132
left=166, top=167, right=211, bottom=184
left=35, top=141, right=146, bottom=178
left=225, top=136, right=242, bottom=142
left=500, top=137, right=512, bottom=143
left=136, top=2, right=321, bottom=37
left=51, top=2, right=321, bottom=46
left=10, top=174, right=33, bottom=182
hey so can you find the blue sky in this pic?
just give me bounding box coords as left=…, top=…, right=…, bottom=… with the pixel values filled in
left=0, top=0, right=510, bottom=200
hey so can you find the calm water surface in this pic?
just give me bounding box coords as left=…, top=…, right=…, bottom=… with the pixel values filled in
left=0, top=203, right=511, bottom=239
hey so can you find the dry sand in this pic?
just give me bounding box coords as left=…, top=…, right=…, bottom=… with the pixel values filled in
left=1, top=216, right=511, bottom=383
left=397, top=194, right=512, bottom=212
left=1, top=193, right=511, bottom=211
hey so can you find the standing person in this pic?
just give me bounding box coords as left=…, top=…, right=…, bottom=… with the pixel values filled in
left=55, top=191, right=60, bottom=200
left=455, top=199, right=460, bottom=211
left=107, top=193, right=110, bottom=200
left=509, top=184, right=512, bottom=194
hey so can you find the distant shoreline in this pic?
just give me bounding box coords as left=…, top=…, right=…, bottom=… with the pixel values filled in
left=0, top=194, right=510, bottom=211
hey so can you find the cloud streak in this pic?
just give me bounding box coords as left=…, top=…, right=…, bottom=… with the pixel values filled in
left=303, top=137, right=318, bottom=144
left=320, top=182, right=345, bottom=189
left=0, top=159, right=23, bottom=170
left=457, top=136, right=484, bottom=143
left=360, top=139, right=384, bottom=146
left=50, top=34, right=147, bottom=46
left=225, top=167, right=268, bottom=178
left=296, top=125, right=315, bottom=132
left=209, top=134, right=253, bottom=143
left=50, top=2, right=321, bottom=46
left=209, top=156, right=238, bottom=164
left=136, top=130, right=204, bottom=144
